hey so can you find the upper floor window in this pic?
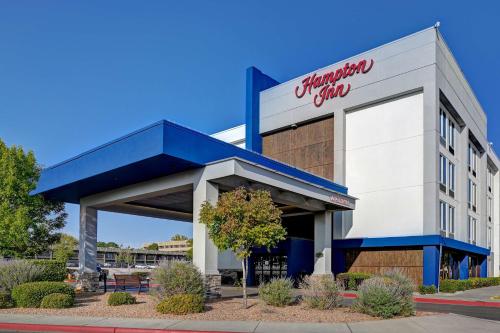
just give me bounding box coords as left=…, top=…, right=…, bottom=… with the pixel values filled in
left=440, top=201, right=447, bottom=234
left=440, top=154, right=447, bottom=189
left=448, top=121, right=455, bottom=153
left=488, top=197, right=493, bottom=222
left=468, top=216, right=477, bottom=244
left=448, top=161, right=455, bottom=196
left=468, top=144, right=478, bottom=176
left=468, top=179, right=477, bottom=211
left=448, top=205, right=455, bottom=236
left=488, top=226, right=492, bottom=249
left=440, top=109, right=447, bottom=143
left=487, top=168, right=494, bottom=193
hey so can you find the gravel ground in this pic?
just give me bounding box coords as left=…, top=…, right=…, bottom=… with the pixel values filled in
left=0, top=293, right=434, bottom=323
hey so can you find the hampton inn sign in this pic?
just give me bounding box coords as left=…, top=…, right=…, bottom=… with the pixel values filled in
left=294, top=59, right=374, bottom=107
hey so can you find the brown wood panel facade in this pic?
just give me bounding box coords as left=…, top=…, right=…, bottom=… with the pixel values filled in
left=262, top=117, right=334, bottom=180
left=345, top=248, right=424, bottom=285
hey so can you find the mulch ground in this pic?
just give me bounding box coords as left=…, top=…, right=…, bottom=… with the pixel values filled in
left=0, top=292, right=435, bottom=323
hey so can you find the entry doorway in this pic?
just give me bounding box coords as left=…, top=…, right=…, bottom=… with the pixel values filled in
left=253, top=254, right=287, bottom=285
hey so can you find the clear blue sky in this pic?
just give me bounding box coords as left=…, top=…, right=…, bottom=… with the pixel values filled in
left=1, top=1, right=499, bottom=248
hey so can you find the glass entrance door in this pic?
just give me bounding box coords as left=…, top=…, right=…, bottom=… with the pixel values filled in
left=253, top=254, right=287, bottom=285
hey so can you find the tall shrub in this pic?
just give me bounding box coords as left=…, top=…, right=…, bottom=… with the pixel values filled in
left=353, top=270, right=415, bottom=319
left=300, top=275, right=343, bottom=309
left=259, top=278, right=294, bottom=307
left=152, top=261, right=205, bottom=300
left=0, top=260, right=43, bottom=292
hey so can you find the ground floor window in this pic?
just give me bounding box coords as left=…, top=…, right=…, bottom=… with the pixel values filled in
left=469, top=255, right=481, bottom=278
left=440, top=250, right=460, bottom=280
left=253, top=254, right=287, bottom=285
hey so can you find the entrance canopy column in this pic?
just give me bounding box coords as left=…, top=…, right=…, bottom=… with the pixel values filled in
left=78, top=205, right=100, bottom=291
left=313, top=211, right=333, bottom=276
left=193, top=178, right=221, bottom=296
left=79, top=205, right=97, bottom=273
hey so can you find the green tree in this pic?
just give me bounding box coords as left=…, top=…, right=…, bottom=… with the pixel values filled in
left=53, top=233, right=78, bottom=263
left=116, top=247, right=134, bottom=267
left=97, top=241, right=119, bottom=248
left=145, top=243, right=159, bottom=251
left=0, top=139, right=67, bottom=257
left=171, top=234, right=188, bottom=241
left=200, top=187, right=286, bottom=308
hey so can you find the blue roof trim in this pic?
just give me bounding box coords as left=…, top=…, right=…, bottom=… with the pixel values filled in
left=33, top=120, right=347, bottom=203
left=332, top=235, right=490, bottom=256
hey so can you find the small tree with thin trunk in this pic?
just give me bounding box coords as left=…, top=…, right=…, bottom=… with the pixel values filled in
left=199, top=187, right=286, bottom=308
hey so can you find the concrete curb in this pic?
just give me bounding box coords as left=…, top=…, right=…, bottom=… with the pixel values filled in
left=0, top=322, right=240, bottom=333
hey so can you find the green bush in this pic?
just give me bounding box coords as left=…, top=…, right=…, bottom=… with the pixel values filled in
left=108, top=292, right=136, bottom=306
left=31, top=260, right=67, bottom=282
left=0, top=260, right=44, bottom=292
left=40, top=293, right=74, bottom=309
left=156, top=294, right=204, bottom=314
left=336, top=272, right=371, bottom=290
left=258, top=278, right=294, bottom=307
left=418, top=285, right=437, bottom=294
left=300, top=274, right=343, bottom=310
left=439, top=277, right=500, bottom=293
left=353, top=271, right=415, bottom=319
left=0, top=291, right=14, bottom=309
left=11, top=281, right=74, bottom=308
left=152, top=261, right=205, bottom=300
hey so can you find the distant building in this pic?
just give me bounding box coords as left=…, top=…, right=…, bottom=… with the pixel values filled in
left=36, top=246, right=185, bottom=267
left=143, top=240, right=191, bottom=254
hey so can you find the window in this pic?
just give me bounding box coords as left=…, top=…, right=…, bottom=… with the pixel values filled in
left=468, top=144, right=478, bottom=175
left=448, top=205, right=455, bottom=236
left=487, top=226, right=492, bottom=249
left=448, top=162, right=455, bottom=194
left=440, top=109, right=447, bottom=143
left=440, top=154, right=447, bottom=188
left=488, top=168, right=494, bottom=193
left=468, top=179, right=477, bottom=211
left=488, top=197, right=492, bottom=222
left=440, top=201, right=447, bottom=233
left=448, top=120, right=455, bottom=153
left=468, top=216, right=477, bottom=244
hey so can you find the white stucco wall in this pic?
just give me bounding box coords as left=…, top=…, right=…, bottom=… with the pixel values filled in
left=344, top=93, right=424, bottom=238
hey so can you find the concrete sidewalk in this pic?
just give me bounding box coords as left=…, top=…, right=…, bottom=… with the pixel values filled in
left=1, top=313, right=500, bottom=333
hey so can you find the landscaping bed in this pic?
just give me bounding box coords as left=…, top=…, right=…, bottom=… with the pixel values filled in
left=0, top=292, right=433, bottom=323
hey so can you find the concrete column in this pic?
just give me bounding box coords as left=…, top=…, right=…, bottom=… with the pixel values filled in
left=78, top=206, right=99, bottom=292
left=313, top=211, right=333, bottom=276
left=79, top=206, right=98, bottom=273
left=193, top=179, right=221, bottom=296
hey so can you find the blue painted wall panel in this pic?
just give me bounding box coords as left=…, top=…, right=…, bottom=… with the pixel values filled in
left=423, top=245, right=439, bottom=287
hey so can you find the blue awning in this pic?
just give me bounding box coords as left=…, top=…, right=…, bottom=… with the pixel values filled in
left=33, top=120, right=348, bottom=203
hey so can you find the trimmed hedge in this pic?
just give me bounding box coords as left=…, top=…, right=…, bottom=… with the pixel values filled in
left=156, top=294, right=204, bottom=314
left=440, top=277, right=500, bottom=293
left=418, top=285, right=437, bottom=294
left=0, top=291, right=14, bottom=309
left=11, top=281, right=75, bottom=308
left=336, top=272, right=372, bottom=290
left=40, top=293, right=74, bottom=309
left=30, top=260, right=67, bottom=282
left=108, top=292, right=136, bottom=306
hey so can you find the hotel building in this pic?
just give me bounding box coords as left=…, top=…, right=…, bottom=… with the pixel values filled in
left=33, top=26, right=499, bottom=291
